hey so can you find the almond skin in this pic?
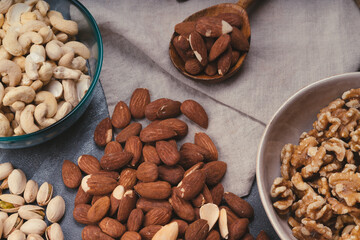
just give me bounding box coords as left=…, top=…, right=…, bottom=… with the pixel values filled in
left=111, top=101, right=131, bottom=129
left=204, top=62, right=217, bottom=76
left=62, top=160, right=82, bottom=189
left=230, top=27, right=249, bottom=52
left=180, top=100, right=208, bottom=129
left=73, top=204, right=93, bottom=225
left=216, top=13, right=243, bottom=28
left=120, top=231, right=141, bottom=240
left=231, top=50, right=240, bottom=67
left=75, top=186, right=92, bottom=206
left=156, top=141, right=180, bottom=166
left=217, top=46, right=232, bottom=76
left=206, top=230, right=221, bottom=240
left=127, top=209, right=144, bottom=232
left=119, top=168, right=137, bottom=190
left=136, top=198, right=173, bottom=213
left=175, top=170, right=205, bottom=200
left=78, top=155, right=101, bottom=175
left=209, top=34, right=231, bottom=61
left=139, top=225, right=162, bottom=240
left=143, top=145, right=161, bottom=165
left=144, top=98, right=181, bottom=121
left=144, top=207, right=172, bottom=226
left=117, top=190, right=137, bottom=223
left=94, top=117, right=112, bottom=147
left=140, top=125, right=177, bottom=143
left=87, top=196, right=110, bottom=223
left=81, top=174, right=117, bottom=195
left=202, top=161, right=227, bottom=186
left=175, top=21, right=196, bottom=36
left=105, top=141, right=123, bottom=154
left=100, top=151, right=133, bottom=171
left=211, top=183, right=224, bottom=206
left=185, top=58, right=203, bottom=75
left=223, top=192, right=254, bottom=218
left=195, top=132, right=218, bottom=161
left=185, top=219, right=209, bottom=240
left=82, top=225, right=114, bottom=240
left=134, top=181, right=172, bottom=200
left=196, top=16, right=233, bottom=38
left=136, top=162, right=158, bottom=182
left=169, top=191, right=195, bottom=222
left=124, top=136, right=143, bottom=167
left=129, top=88, right=150, bottom=119
left=179, top=147, right=205, bottom=169
left=173, top=35, right=192, bottom=62
left=189, top=31, right=208, bottom=67
left=116, top=122, right=142, bottom=143
left=99, top=217, right=126, bottom=238
left=158, top=165, right=184, bottom=185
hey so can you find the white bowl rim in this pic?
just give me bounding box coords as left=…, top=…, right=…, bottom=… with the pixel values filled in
left=256, top=72, right=360, bottom=240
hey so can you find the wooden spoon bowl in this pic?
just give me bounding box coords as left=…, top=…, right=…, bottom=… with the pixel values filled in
left=169, top=0, right=253, bottom=83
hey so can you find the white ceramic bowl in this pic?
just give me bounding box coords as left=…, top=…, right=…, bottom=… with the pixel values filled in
left=256, top=72, right=360, bottom=240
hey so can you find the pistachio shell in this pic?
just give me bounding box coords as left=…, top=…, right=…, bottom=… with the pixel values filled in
left=36, top=182, right=53, bottom=206
left=18, top=205, right=45, bottom=220
left=46, top=196, right=65, bottom=223
left=0, top=194, right=25, bottom=213
left=3, top=213, right=23, bottom=238
left=1, top=177, right=9, bottom=190
left=8, top=169, right=27, bottom=195
left=0, top=162, right=14, bottom=180
left=0, top=219, right=3, bottom=239
left=45, top=223, right=64, bottom=240
left=24, top=180, right=38, bottom=203
left=0, top=211, right=8, bottom=222
left=20, top=219, right=47, bottom=235
left=8, top=229, right=26, bottom=240
left=27, top=234, right=44, bottom=240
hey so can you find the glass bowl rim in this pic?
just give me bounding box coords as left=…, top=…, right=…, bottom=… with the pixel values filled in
left=0, top=0, right=104, bottom=142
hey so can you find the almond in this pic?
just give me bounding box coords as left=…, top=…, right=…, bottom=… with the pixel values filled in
left=175, top=170, right=205, bottom=200
left=100, top=151, right=133, bottom=171
left=256, top=230, right=270, bottom=240
left=184, top=162, right=205, bottom=177
left=209, top=34, right=231, bottom=61
left=105, top=141, right=123, bottom=154
left=136, top=162, right=158, bottom=182
left=185, top=219, right=209, bottom=240
left=171, top=219, right=188, bottom=237
left=124, top=136, right=142, bottom=167
left=94, top=117, right=112, bottom=147
left=216, top=13, right=243, bottom=28
left=156, top=141, right=180, bottom=166
left=202, top=185, right=213, bottom=204
left=78, top=155, right=101, bottom=175
left=73, top=204, right=92, bottom=225
left=204, top=37, right=215, bottom=52
left=223, top=192, right=254, bottom=218
left=158, top=165, right=184, bottom=185
left=207, top=230, right=221, bottom=240
left=139, top=225, right=162, bottom=240
left=119, top=168, right=137, bottom=190
left=210, top=183, right=224, bottom=206
left=116, top=122, right=142, bottom=143
left=230, top=27, right=249, bottom=52
left=195, top=132, right=218, bottom=161
left=92, top=194, right=106, bottom=205
left=134, top=181, right=172, bottom=200
left=129, top=88, right=150, bottom=119
left=217, top=46, right=232, bottom=76
left=144, top=98, right=181, bottom=121
left=111, top=101, right=131, bottom=129
left=87, top=196, right=110, bottom=223
left=196, top=16, right=233, bottom=38
left=140, top=125, right=177, bottom=143
left=136, top=198, right=172, bottom=213
left=189, top=31, right=208, bottom=66
left=99, top=217, right=126, bottom=238
left=75, top=186, right=92, bottom=206
left=203, top=161, right=227, bottom=186
left=181, top=143, right=212, bottom=161
left=231, top=50, right=240, bottom=67
left=81, top=174, right=117, bottom=195
left=127, top=209, right=144, bottom=232
left=110, top=185, right=125, bottom=216
left=220, top=206, right=240, bottom=226
left=142, top=144, right=161, bottom=165
left=179, top=147, right=205, bottom=169
left=158, top=118, right=188, bottom=138
left=228, top=218, right=248, bottom=240
left=82, top=225, right=114, bottom=240
left=62, top=160, right=82, bottom=189
left=180, top=100, right=208, bottom=129
left=94, top=171, right=120, bottom=180
left=121, top=231, right=141, bottom=240
left=192, top=193, right=206, bottom=208
left=175, top=21, right=196, bottom=36
left=117, top=190, right=137, bottom=223
left=144, top=207, right=172, bottom=226
left=169, top=191, right=195, bottom=222
left=173, top=35, right=192, bottom=62
left=185, top=58, right=203, bottom=75
left=204, top=62, right=217, bottom=76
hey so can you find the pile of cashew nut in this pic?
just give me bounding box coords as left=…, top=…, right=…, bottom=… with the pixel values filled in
left=0, top=0, right=92, bottom=137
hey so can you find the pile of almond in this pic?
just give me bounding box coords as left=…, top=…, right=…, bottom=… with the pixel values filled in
left=173, top=14, right=249, bottom=76
left=62, top=88, right=269, bottom=240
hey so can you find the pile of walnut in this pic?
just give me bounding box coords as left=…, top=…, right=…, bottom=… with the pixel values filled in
left=0, top=0, right=91, bottom=137
left=271, top=88, right=360, bottom=239
left=173, top=14, right=249, bottom=76
left=62, top=88, right=270, bottom=240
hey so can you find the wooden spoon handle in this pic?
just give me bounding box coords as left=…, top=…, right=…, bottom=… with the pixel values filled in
left=236, top=0, right=254, bottom=9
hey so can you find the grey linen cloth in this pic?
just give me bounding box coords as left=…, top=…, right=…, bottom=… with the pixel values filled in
left=81, top=0, right=360, bottom=197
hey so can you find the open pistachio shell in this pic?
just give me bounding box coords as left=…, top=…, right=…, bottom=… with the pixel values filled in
left=0, top=211, right=8, bottom=222
left=3, top=213, right=23, bottom=238
left=36, top=182, right=53, bottom=206
left=45, top=223, right=64, bottom=240
left=0, top=162, right=13, bottom=180
left=46, top=196, right=65, bottom=223
left=8, top=229, right=26, bottom=240
left=1, top=177, right=9, bottom=190
left=0, top=194, right=25, bottom=213
left=27, top=234, right=44, bottom=240
left=24, top=180, right=38, bottom=204
left=20, top=219, right=47, bottom=235
left=18, top=205, right=45, bottom=220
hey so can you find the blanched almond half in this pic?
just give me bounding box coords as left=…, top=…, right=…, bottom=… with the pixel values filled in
left=199, top=203, right=219, bottom=230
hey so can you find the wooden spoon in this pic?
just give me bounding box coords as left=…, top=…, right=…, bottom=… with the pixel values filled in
left=169, top=0, right=253, bottom=83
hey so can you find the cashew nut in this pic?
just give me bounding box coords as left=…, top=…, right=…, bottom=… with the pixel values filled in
left=34, top=90, right=56, bottom=117
left=0, top=13, right=4, bottom=28
left=18, top=31, right=42, bottom=50
left=6, top=2, right=31, bottom=25
left=55, top=32, right=67, bottom=43
left=64, top=41, right=90, bottom=59
left=38, top=61, right=52, bottom=82
left=24, top=44, right=45, bottom=80
left=19, top=19, right=47, bottom=33
left=53, top=66, right=81, bottom=80
left=59, top=49, right=86, bottom=71
left=12, top=56, right=25, bottom=71
left=76, top=74, right=90, bottom=101
left=0, top=112, right=10, bottom=136
left=38, top=26, right=54, bottom=43
left=30, top=79, right=42, bottom=91
left=20, top=73, right=31, bottom=86
left=10, top=100, right=24, bottom=111
left=43, top=79, right=62, bottom=99
left=0, top=82, right=4, bottom=105
left=20, top=104, right=39, bottom=133
left=3, top=86, right=35, bottom=106
left=20, top=11, right=36, bottom=24
left=62, top=79, right=78, bottom=107
left=0, top=59, right=22, bottom=86
left=35, top=0, right=47, bottom=16
left=34, top=102, right=55, bottom=127
left=0, top=0, right=13, bottom=14
left=45, top=39, right=63, bottom=61
left=3, top=27, right=23, bottom=56
left=54, top=101, right=72, bottom=121
left=48, top=10, right=78, bottom=36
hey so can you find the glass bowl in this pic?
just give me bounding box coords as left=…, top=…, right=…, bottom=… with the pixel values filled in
left=0, top=0, right=103, bottom=149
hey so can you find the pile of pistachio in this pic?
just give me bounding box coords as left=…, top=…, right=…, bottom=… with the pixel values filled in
left=0, top=162, right=65, bottom=240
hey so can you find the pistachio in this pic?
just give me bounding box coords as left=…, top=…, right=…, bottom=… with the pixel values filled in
left=1, top=177, right=9, bottom=190
left=20, top=219, right=47, bottom=235
left=0, top=211, right=8, bottom=222
left=18, top=205, right=45, bottom=220
left=0, top=162, right=14, bottom=180
left=27, top=234, right=44, bottom=240
left=8, top=229, right=26, bottom=240
left=8, top=169, right=27, bottom=195
left=0, top=194, right=25, bottom=213
left=24, top=180, right=38, bottom=203
left=0, top=220, right=3, bottom=239
left=45, top=223, right=64, bottom=240
left=46, top=196, right=65, bottom=223
left=3, top=213, right=23, bottom=238
left=36, top=182, right=53, bottom=206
